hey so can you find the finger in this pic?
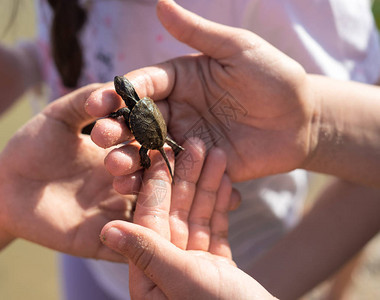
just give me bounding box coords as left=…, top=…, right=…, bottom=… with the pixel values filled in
left=85, top=81, right=121, bottom=117
left=91, top=117, right=134, bottom=149
left=44, top=83, right=103, bottom=132
left=85, top=66, right=174, bottom=115
left=86, top=68, right=174, bottom=146
left=209, top=174, right=232, bottom=259
left=85, top=78, right=170, bottom=120
left=169, top=138, right=206, bottom=249
left=100, top=221, right=193, bottom=299
left=187, top=147, right=227, bottom=251
left=112, top=171, right=143, bottom=195
left=104, top=142, right=142, bottom=176
left=98, top=194, right=137, bottom=222
left=88, top=93, right=132, bottom=149
left=157, top=0, right=246, bottom=59
left=101, top=221, right=260, bottom=300
left=125, top=65, right=175, bottom=102
left=127, top=149, right=174, bottom=300
left=86, top=81, right=131, bottom=148
left=133, top=145, right=175, bottom=240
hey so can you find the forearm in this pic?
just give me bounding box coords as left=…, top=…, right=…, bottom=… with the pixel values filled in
left=305, top=75, right=380, bottom=187
left=249, top=179, right=380, bottom=299
left=0, top=43, right=42, bottom=115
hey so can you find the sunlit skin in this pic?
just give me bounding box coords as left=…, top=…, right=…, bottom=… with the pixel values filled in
left=88, top=0, right=380, bottom=188
left=101, top=138, right=274, bottom=299
left=0, top=84, right=133, bottom=260
left=87, top=1, right=313, bottom=185
left=89, top=1, right=380, bottom=299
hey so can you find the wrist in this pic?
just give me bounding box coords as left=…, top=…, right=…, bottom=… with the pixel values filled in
left=301, top=74, right=338, bottom=173
left=299, top=75, right=380, bottom=187
left=298, top=74, right=323, bottom=171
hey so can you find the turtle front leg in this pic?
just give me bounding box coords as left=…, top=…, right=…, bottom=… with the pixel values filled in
left=139, top=146, right=151, bottom=169
left=107, top=107, right=131, bottom=130
left=107, top=107, right=131, bottom=119
left=165, top=137, right=185, bottom=156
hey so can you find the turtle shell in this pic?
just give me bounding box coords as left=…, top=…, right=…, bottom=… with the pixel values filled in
left=129, top=97, right=167, bottom=149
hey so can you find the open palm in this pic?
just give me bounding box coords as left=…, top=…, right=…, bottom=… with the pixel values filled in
left=0, top=84, right=133, bottom=260
left=100, top=138, right=273, bottom=299
left=88, top=0, right=315, bottom=183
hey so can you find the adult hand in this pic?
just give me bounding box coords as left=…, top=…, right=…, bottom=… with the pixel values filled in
left=101, top=139, right=273, bottom=299
left=87, top=0, right=315, bottom=182
left=0, top=84, right=134, bottom=260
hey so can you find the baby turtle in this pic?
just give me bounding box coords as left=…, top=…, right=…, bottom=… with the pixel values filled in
left=108, top=75, right=184, bottom=182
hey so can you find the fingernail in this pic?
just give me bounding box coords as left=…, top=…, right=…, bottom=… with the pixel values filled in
left=101, top=227, right=127, bottom=252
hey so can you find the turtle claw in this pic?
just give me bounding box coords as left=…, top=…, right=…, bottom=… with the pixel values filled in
left=139, top=147, right=151, bottom=169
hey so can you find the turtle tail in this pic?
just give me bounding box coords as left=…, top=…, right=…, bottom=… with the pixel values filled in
left=158, top=147, right=175, bottom=184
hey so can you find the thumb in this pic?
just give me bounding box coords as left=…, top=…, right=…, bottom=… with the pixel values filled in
left=100, top=221, right=192, bottom=291
left=43, top=83, right=103, bottom=132
left=156, top=0, right=248, bottom=59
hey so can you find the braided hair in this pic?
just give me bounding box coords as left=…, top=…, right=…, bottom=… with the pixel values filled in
left=47, top=0, right=87, bottom=88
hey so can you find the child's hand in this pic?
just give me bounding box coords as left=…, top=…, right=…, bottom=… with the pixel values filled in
left=86, top=0, right=314, bottom=183
left=0, top=84, right=134, bottom=260
left=99, top=138, right=273, bottom=300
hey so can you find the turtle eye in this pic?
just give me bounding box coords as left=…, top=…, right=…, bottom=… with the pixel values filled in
left=114, top=76, right=140, bottom=107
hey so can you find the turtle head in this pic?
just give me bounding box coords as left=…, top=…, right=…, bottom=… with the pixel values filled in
left=114, top=76, right=140, bottom=108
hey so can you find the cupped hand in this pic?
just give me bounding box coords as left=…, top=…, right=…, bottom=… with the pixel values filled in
left=100, top=139, right=275, bottom=299
left=87, top=0, right=316, bottom=182
left=0, top=84, right=134, bottom=260
left=101, top=221, right=275, bottom=300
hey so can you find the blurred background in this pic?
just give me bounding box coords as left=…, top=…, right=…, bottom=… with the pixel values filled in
left=0, top=1, right=58, bottom=299
left=0, top=1, right=379, bottom=299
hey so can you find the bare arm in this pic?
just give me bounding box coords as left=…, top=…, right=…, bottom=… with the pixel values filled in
left=249, top=179, right=380, bottom=299
left=85, top=1, right=380, bottom=298
left=245, top=76, right=380, bottom=298
left=304, top=75, right=380, bottom=187
left=0, top=43, right=42, bottom=115
left=88, top=0, right=380, bottom=189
